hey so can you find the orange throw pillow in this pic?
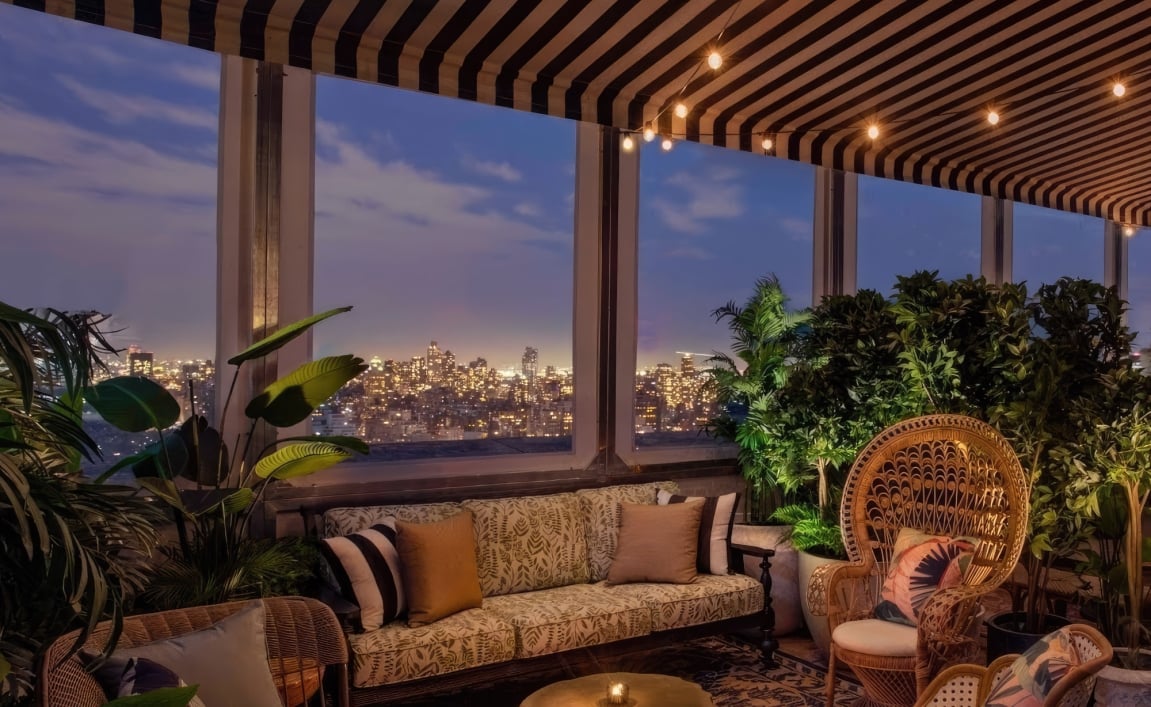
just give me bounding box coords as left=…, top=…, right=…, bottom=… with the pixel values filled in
left=606, top=501, right=703, bottom=584
left=396, top=510, right=483, bottom=627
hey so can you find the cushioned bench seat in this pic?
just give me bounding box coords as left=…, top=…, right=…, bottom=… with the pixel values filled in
left=347, top=608, right=516, bottom=687
left=608, top=574, right=764, bottom=631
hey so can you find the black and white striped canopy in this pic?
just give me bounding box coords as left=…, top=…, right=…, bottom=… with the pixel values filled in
left=8, top=0, right=1151, bottom=225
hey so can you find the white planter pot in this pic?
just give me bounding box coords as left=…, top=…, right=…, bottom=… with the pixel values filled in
left=798, top=549, right=840, bottom=656
left=732, top=524, right=802, bottom=636
left=1094, top=649, right=1151, bottom=707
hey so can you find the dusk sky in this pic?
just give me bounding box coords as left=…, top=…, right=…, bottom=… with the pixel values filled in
left=2, top=4, right=1145, bottom=371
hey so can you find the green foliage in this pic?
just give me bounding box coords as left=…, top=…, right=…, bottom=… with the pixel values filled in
left=0, top=306, right=163, bottom=705
left=769, top=503, right=845, bottom=557
left=104, top=685, right=199, bottom=707
left=91, top=309, right=367, bottom=610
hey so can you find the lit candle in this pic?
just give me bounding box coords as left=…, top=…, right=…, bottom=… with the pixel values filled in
left=606, top=680, right=629, bottom=705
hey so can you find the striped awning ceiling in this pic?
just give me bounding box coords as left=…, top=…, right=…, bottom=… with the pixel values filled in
left=9, top=0, right=1151, bottom=225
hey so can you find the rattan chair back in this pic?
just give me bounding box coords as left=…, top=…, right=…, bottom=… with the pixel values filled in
left=841, top=414, right=1029, bottom=593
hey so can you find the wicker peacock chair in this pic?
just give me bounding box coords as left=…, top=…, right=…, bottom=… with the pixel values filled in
left=808, top=414, right=1029, bottom=707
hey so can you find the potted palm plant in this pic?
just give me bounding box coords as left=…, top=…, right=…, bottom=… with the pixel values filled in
left=86, top=307, right=368, bottom=609
left=0, top=303, right=163, bottom=706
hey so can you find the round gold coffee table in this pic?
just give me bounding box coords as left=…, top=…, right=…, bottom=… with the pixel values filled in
left=520, top=672, right=715, bottom=706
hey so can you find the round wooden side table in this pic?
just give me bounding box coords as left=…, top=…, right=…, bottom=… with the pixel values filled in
left=520, top=672, right=715, bottom=707
left=270, top=657, right=323, bottom=707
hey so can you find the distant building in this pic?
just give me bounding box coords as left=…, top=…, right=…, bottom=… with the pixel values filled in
left=128, top=351, right=154, bottom=378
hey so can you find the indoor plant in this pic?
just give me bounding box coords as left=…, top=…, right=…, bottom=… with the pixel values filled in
left=86, top=307, right=368, bottom=609
left=0, top=304, right=163, bottom=705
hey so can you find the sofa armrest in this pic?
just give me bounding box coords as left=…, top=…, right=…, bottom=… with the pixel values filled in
left=314, top=581, right=361, bottom=634
left=728, top=543, right=777, bottom=666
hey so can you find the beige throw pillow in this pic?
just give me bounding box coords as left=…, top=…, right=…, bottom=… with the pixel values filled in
left=396, top=510, right=484, bottom=627
left=606, top=500, right=703, bottom=584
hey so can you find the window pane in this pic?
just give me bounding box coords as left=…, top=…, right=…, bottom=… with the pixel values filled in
left=857, top=176, right=981, bottom=292
left=1127, top=228, right=1151, bottom=362
left=0, top=6, right=219, bottom=478
left=313, top=80, right=575, bottom=461
left=1013, top=204, right=1103, bottom=288
left=636, top=143, right=814, bottom=448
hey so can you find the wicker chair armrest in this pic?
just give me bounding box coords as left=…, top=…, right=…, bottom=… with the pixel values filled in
left=262, top=596, right=349, bottom=668
left=915, top=584, right=986, bottom=693
left=913, top=661, right=993, bottom=707
left=807, top=560, right=869, bottom=619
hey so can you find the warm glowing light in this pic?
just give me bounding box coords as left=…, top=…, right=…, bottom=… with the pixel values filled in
left=987, top=110, right=1000, bottom=126
left=621, top=134, right=635, bottom=152
left=1113, top=82, right=1127, bottom=97
left=707, top=51, right=723, bottom=70
left=661, top=137, right=674, bottom=151
left=606, top=682, right=629, bottom=705
left=674, top=102, right=689, bottom=118
left=867, top=124, right=880, bottom=140
left=1122, top=224, right=1137, bottom=237
left=761, top=134, right=774, bottom=151
left=643, top=123, right=656, bottom=142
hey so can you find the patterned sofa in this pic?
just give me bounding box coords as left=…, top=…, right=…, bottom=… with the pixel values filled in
left=319, top=481, right=775, bottom=705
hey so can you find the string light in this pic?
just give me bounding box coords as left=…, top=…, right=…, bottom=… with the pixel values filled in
left=987, top=110, right=1000, bottom=126
left=761, top=133, right=774, bottom=152
left=1122, top=224, right=1137, bottom=237
left=643, top=123, right=656, bottom=142
left=621, top=134, right=635, bottom=152
left=1113, top=82, right=1127, bottom=97
left=867, top=124, right=880, bottom=140
left=707, top=51, right=723, bottom=70
left=661, top=137, right=674, bottom=151
left=674, top=102, right=689, bottom=118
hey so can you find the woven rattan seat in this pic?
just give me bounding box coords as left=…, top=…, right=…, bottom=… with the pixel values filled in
left=809, top=414, right=1029, bottom=707
left=38, top=596, right=349, bottom=707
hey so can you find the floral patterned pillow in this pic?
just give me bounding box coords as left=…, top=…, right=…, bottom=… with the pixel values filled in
left=873, top=527, right=976, bottom=626
left=984, top=627, right=1082, bottom=707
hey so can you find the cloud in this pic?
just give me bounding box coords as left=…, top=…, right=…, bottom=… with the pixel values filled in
left=780, top=216, right=812, bottom=242
left=56, top=76, right=217, bottom=130
left=170, top=64, right=219, bottom=91
left=514, top=202, right=541, bottom=218
left=667, top=246, right=714, bottom=260
left=649, top=169, right=745, bottom=233
left=461, top=155, right=522, bottom=182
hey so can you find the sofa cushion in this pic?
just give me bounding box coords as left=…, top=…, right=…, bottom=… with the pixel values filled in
left=346, top=608, right=516, bottom=688
left=607, top=574, right=764, bottom=631
left=483, top=584, right=653, bottom=658
left=606, top=501, right=702, bottom=585
left=323, top=502, right=462, bottom=538
left=396, top=511, right=484, bottom=627
left=657, top=489, right=740, bottom=575
left=319, top=519, right=405, bottom=632
left=461, top=492, right=589, bottom=596
left=576, top=482, right=679, bottom=581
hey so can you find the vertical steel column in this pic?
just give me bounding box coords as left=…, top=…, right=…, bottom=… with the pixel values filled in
left=981, top=197, right=1013, bottom=284
left=1104, top=221, right=1129, bottom=312
left=813, top=168, right=857, bottom=302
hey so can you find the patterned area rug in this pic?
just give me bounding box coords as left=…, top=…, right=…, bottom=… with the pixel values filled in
left=388, top=635, right=863, bottom=707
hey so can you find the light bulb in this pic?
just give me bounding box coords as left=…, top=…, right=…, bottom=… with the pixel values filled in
left=761, top=134, right=773, bottom=151
left=674, top=102, right=689, bottom=118
left=867, top=124, right=880, bottom=140
left=987, top=110, right=1000, bottom=126
left=621, top=134, right=635, bottom=152
left=707, top=51, right=722, bottom=70
left=643, top=123, right=656, bottom=142
left=1122, top=224, right=1137, bottom=237
left=661, top=137, right=674, bottom=151
left=1113, top=82, right=1127, bottom=97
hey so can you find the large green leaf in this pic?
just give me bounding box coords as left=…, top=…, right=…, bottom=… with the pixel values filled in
left=252, top=442, right=352, bottom=480
left=276, top=435, right=369, bottom=455
left=245, top=355, right=367, bottom=427
left=130, top=434, right=190, bottom=481
left=86, top=377, right=180, bottom=432
left=227, top=307, right=352, bottom=365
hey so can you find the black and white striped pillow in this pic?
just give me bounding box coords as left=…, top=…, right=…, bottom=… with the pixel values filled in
left=319, top=518, right=405, bottom=632
left=657, top=490, right=740, bottom=575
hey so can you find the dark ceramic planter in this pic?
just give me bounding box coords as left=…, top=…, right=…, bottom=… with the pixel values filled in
left=985, top=610, right=1072, bottom=663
